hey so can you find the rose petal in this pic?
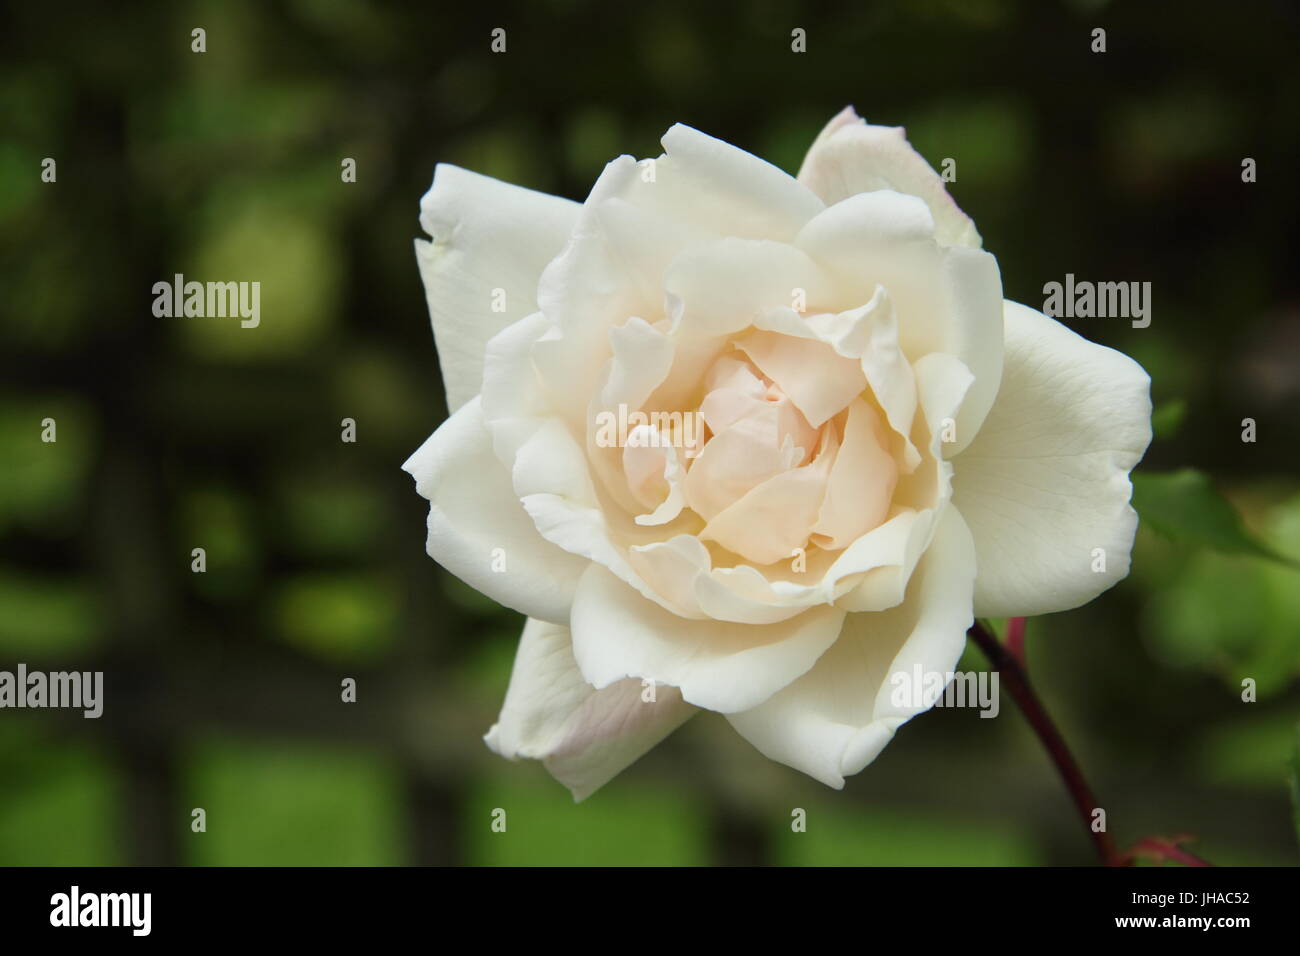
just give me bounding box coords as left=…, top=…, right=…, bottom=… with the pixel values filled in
left=700, top=429, right=839, bottom=565
left=733, top=329, right=868, bottom=428
left=756, top=289, right=921, bottom=470
left=623, top=430, right=689, bottom=526
left=833, top=351, right=971, bottom=612
left=663, top=238, right=833, bottom=339
left=683, top=408, right=799, bottom=521
left=811, top=398, right=897, bottom=549
left=486, top=617, right=696, bottom=801
left=797, top=106, right=981, bottom=249
left=532, top=156, right=647, bottom=423
left=726, top=506, right=976, bottom=788
left=416, top=165, right=579, bottom=412
left=600, top=316, right=676, bottom=411
left=570, top=564, right=846, bottom=713
left=795, top=192, right=1003, bottom=453
left=584, top=317, right=679, bottom=516
left=952, top=301, right=1152, bottom=617
left=402, top=397, right=588, bottom=624
left=627, top=123, right=826, bottom=242
left=932, top=245, right=1004, bottom=454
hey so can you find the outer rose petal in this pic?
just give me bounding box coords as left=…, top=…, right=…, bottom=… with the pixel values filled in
left=797, top=106, right=981, bottom=249
left=726, top=506, right=977, bottom=788
left=416, top=164, right=580, bottom=412
left=633, top=123, right=826, bottom=242
left=486, top=618, right=696, bottom=801
left=952, top=301, right=1153, bottom=617
left=570, top=564, right=846, bottom=713
left=402, top=397, right=588, bottom=624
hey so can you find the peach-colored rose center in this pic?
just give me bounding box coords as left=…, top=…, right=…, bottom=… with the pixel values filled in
left=615, top=329, right=899, bottom=567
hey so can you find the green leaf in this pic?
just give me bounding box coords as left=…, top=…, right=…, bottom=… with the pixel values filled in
left=1133, top=469, right=1294, bottom=565
left=1142, top=492, right=1300, bottom=698
left=1150, top=399, right=1187, bottom=440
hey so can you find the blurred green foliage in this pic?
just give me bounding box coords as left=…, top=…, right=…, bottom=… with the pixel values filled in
left=1290, top=726, right=1300, bottom=845
left=468, top=774, right=708, bottom=866
left=1141, top=492, right=1300, bottom=698
left=1133, top=470, right=1293, bottom=565
left=1, top=0, right=1298, bottom=865
left=772, top=806, right=1039, bottom=867
left=0, top=722, right=119, bottom=865
left=184, top=735, right=403, bottom=866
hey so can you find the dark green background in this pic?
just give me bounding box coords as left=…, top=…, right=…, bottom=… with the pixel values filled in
left=2, top=0, right=1298, bottom=865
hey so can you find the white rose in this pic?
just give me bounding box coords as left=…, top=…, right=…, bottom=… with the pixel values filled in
left=404, top=107, right=1152, bottom=798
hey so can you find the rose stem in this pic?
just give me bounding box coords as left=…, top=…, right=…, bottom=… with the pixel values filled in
left=1005, top=616, right=1027, bottom=666
left=967, top=620, right=1121, bottom=866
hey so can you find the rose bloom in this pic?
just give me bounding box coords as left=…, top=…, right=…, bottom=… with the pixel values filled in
left=404, top=108, right=1151, bottom=798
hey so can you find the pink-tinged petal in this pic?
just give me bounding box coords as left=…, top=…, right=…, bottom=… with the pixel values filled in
left=733, top=329, right=868, bottom=428
left=797, top=106, right=981, bottom=249
left=486, top=618, right=696, bottom=801
left=700, top=430, right=839, bottom=565
left=812, top=398, right=897, bottom=550
left=683, top=409, right=795, bottom=521
left=832, top=352, right=971, bottom=613
left=698, top=372, right=818, bottom=467
left=755, top=289, right=921, bottom=471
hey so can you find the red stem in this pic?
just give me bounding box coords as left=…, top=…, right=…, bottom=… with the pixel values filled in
left=1006, top=616, right=1027, bottom=666
left=967, top=620, right=1121, bottom=866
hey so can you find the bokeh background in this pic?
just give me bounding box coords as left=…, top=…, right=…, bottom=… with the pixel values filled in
left=2, top=0, right=1298, bottom=866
